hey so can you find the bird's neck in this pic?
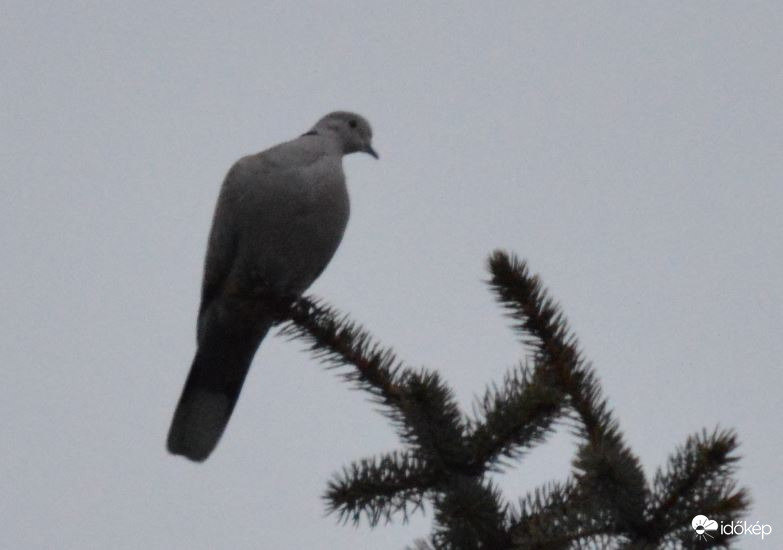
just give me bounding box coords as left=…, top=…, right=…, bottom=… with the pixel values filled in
left=305, top=130, right=345, bottom=156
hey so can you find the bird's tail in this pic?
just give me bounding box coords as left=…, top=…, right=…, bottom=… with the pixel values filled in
left=167, top=320, right=271, bottom=462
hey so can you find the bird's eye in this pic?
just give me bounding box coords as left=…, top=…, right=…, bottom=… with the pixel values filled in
left=348, top=119, right=358, bottom=128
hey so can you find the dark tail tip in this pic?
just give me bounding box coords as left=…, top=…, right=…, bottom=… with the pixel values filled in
left=167, top=388, right=232, bottom=462
left=167, top=318, right=270, bottom=462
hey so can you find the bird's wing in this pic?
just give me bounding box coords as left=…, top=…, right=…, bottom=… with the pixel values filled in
left=197, top=136, right=339, bottom=320
left=197, top=162, right=244, bottom=321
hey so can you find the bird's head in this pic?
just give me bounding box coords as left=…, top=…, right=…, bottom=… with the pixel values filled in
left=311, top=111, right=378, bottom=159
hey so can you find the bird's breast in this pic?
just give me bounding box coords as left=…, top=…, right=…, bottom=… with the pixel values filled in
left=237, top=162, right=350, bottom=296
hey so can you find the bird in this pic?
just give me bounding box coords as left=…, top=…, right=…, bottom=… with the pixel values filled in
left=167, top=111, right=378, bottom=462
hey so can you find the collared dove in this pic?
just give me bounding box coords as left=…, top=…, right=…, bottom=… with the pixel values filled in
left=167, top=111, right=378, bottom=462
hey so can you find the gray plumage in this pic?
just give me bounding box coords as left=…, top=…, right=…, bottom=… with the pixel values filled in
left=167, top=112, right=378, bottom=462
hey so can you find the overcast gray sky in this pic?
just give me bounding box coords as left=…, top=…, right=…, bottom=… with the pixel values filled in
left=2, top=2, right=781, bottom=548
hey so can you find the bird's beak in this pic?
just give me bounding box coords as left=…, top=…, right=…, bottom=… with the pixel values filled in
left=363, top=143, right=379, bottom=159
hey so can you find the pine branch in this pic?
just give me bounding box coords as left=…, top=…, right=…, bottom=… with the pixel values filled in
left=510, top=480, right=621, bottom=549
left=281, top=298, right=467, bottom=464
left=643, top=428, right=749, bottom=546
left=467, top=360, right=564, bottom=470
left=280, top=297, right=407, bottom=410
left=430, top=477, right=512, bottom=549
left=403, top=368, right=473, bottom=470
left=488, top=251, right=648, bottom=531
left=325, top=451, right=432, bottom=526
left=511, top=480, right=580, bottom=549
left=271, top=251, right=749, bottom=549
